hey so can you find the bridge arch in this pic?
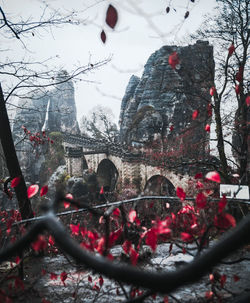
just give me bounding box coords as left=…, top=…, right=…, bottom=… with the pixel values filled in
left=97, top=159, right=119, bottom=191
left=139, top=175, right=180, bottom=225
left=143, top=175, right=175, bottom=196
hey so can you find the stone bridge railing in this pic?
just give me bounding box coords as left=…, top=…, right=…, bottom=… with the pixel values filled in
left=62, top=132, right=143, bottom=161
left=62, top=132, right=220, bottom=176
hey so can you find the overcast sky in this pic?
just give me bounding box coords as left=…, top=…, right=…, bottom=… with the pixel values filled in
left=1, top=0, right=217, bottom=124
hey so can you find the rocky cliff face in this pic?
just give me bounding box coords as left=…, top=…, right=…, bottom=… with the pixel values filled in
left=12, top=71, right=79, bottom=181
left=119, top=41, right=214, bottom=159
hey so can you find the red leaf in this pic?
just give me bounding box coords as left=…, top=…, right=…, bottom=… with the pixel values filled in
left=210, top=86, right=216, bottom=96
left=168, top=52, right=180, bottom=69
left=176, top=187, right=186, bottom=201
left=196, top=192, right=207, bottom=209
left=194, top=172, right=203, bottom=179
left=15, top=256, right=20, bottom=265
left=100, top=186, right=104, bottom=195
left=109, top=228, right=122, bottom=247
left=192, top=109, right=199, bottom=120
left=130, top=247, right=139, bottom=265
left=235, top=84, right=240, bottom=95
left=205, top=171, right=221, bottom=183
left=32, top=235, right=47, bottom=251
left=106, top=5, right=118, bottom=29
left=60, top=271, right=67, bottom=285
left=70, top=224, right=80, bottom=236
left=228, top=43, right=235, bottom=56
left=48, top=235, right=55, bottom=246
left=50, top=273, right=58, bottom=280
left=64, top=193, right=73, bottom=209
left=11, top=177, right=21, bottom=188
left=99, top=276, right=104, bottom=287
left=93, top=283, right=100, bottom=291
left=207, top=103, right=212, bottom=117
left=205, top=124, right=210, bottom=132
left=113, top=208, right=120, bottom=216
left=181, top=232, right=193, bottom=242
left=122, top=240, right=132, bottom=254
left=146, top=228, right=157, bottom=251
left=246, top=96, right=250, bottom=107
left=224, top=213, right=236, bottom=227
left=128, top=210, right=136, bottom=223
left=218, top=195, right=227, bottom=213
left=233, top=275, right=240, bottom=282
left=196, top=181, right=204, bottom=189
left=235, top=66, right=243, bottom=83
left=214, top=213, right=236, bottom=229
left=40, top=185, right=48, bottom=197
left=169, top=125, right=174, bottom=132
left=96, top=237, right=105, bottom=254
left=88, top=275, right=92, bottom=283
left=100, top=30, right=106, bottom=43
left=220, top=274, right=227, bottom=287
left=27, top=184, right=39, bottom=198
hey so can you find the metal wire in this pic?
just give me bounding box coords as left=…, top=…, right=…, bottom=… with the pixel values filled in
left=12, top=194, right=250, bottom=226
left=0, top=193, right=250, bottom=297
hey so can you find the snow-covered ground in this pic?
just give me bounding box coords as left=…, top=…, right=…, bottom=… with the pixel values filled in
left=23, top=242, right=250, bottom=303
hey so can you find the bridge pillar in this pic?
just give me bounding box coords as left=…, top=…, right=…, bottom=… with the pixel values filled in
left=65, top=146, right=83, bottom=177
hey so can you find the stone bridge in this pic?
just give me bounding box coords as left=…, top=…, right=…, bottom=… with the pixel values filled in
left=63, top=133, right=192, bottom=195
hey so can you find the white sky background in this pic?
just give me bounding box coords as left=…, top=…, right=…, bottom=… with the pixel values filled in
left=1, top=0, right=218, bottom=125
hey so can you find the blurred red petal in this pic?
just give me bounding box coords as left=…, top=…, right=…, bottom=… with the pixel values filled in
left=100, top=186, right=104, bottom=195
left=100, top=30, right=106, bottom=43
left=196, top=192, right=207, bottom=209
left=228, top=43, right=235, bottom=56
left=176, top=187, right=186, bottom=201
left=246, top=96, right=250, bottom=107
left=128, top=210, right=137, bottom=223
left=181, top=232, right=193, bottom=242
left=27, top=184, right=39, bottom=198
left=210, top=86, right=216, bottom=96
left=168, top=52, right=179, bottom=69
left=40, top=185, right=48, bottom=197
left=105, top=5, right=118, bottom=29
left=11, top=177, right=21, bottom=188
left=192, top=110, right=199, bottom=120
left=205, top=124, right=210, bottom=132
left=205, top=171, right=221, bottom=183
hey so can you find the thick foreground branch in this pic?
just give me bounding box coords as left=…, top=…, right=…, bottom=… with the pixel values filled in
left=0, top=83, right=33, bottom=219
left=0, top=195, right=250, bottom=295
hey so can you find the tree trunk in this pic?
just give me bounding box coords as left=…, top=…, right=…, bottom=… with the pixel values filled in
left=214, top=96, right=231, bottom=183
left=0, top=84, right=33, bottom=219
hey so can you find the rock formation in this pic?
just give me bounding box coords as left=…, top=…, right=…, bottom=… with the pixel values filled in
left=119, top=41, right=214, bottom=159
left=12, top=71, right=79, bottom=182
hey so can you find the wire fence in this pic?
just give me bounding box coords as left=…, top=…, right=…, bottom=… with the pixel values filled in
left=1, top=192, right=250, bottom=302
left=12, top=194, right=250, bottom=226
